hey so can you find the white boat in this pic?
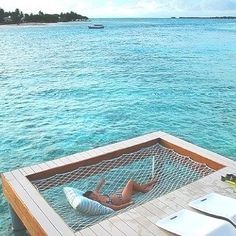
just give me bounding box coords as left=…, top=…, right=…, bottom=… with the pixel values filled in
left=88, top=24, right=104, bottom=29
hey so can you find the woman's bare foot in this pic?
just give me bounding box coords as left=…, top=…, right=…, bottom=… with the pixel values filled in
left=143, top=179, right=157, bottom=192
left=148, top=178, right=158, bottom=186
left=143, top=184, right=155, bottom=192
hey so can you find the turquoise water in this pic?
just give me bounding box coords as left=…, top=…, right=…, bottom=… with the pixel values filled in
left=0, top=18, right=236, bottom=233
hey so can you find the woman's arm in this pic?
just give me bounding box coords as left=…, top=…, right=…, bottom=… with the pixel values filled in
left=105, top=201, right=134, bottom=211
left=94, top=178, right=106, bottom=193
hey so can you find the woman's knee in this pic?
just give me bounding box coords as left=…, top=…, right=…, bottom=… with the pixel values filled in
left=127, top=180, right=135, bottom=186
left=128, top=179, right=134, bottom=184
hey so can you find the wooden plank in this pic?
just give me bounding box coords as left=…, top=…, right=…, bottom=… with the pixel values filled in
left=127, top=208, right=170, bottom=235
left=143, top=201, right=172, bottom=217
left=134, top=206, right=161, bottom=222
left=117, top=212, right=155, bottom=236
left=99, top=219, right=126, bottom=236
left=19, top=166, right=35, bottom=176
left=65, top=151, right=92, bottom=164
left=19, top=168, right=27, bottom=176
left=58, top=155, right=78, bottom=165
left=10, top=170, right=74, bottom=236
left=74, top=232, right=83, bottom=236
left=37, top=162, right=52, bottom=172
left=161, top=190, right=191, bottom=209
left=51, top=158, right=66, bottom=167
left=44, top=160, right=59, bottom=168
left=136, top=212, right=172, bottom=235
left=154, top=195, right=184, bottom=212
left=1, top=172, right=61, bottom=236
left=1, top=171, right=15, bottom=180
left=79, top=228, right=97, bottom=236
left=108, top=216, right=138, bottom=236
left=89, top=223, right=111, bottom=236
left=30, top=164, right=44, bottom=173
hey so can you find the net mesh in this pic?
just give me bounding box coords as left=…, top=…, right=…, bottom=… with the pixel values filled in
left=31, top=143, right=214, bottom=232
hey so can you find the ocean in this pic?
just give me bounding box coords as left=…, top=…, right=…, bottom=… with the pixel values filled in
left=0, top=18, right=235, bottom=234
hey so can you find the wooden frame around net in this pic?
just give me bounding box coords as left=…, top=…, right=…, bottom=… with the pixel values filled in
left=2, top=131, right=233, bottom=236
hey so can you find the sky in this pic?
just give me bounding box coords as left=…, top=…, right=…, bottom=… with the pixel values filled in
left=1, top=0, right=236, bottom=18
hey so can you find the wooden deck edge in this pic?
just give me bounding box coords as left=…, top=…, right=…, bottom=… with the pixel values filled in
left=22, top=131, right=233, bottom=181
left=1, top=171, right=75, bottom=236
left=2, top=131, right=235, bottom=236
left=25, top=132, right=162, bottom=180
left=1, top=173, right=55, bottom=236
left=158, top=132, right=234, bottom=169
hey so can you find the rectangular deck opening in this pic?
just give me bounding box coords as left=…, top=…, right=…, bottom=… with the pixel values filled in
left=1, top=132, right=227, bottom=235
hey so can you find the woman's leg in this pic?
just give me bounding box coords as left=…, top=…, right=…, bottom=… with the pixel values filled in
left=121, top=179, right=157, bottom=200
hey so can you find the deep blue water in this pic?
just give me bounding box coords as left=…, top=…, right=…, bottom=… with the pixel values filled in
left=0, top=18, right=236, bottom=233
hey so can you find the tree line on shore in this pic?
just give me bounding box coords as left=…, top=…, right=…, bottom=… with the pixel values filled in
left=0, top=8, right=88, bottom=24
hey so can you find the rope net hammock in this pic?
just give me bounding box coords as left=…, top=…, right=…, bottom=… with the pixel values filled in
left=32, top=143, right=214, bottom=232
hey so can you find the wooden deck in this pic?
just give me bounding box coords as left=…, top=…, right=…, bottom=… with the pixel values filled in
left=1, top=131, right=236, bottom=235
left=78, top=165, right=236, bottom=236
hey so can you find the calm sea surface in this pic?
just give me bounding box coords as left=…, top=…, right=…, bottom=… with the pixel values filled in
left=0, top=18, right=236, bottom=233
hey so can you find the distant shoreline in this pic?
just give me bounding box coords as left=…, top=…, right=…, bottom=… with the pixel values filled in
left=0, top=8, right=88, bottom=25
left=0, top=21, right=89, bottom=26
left=0, top=22, right=47, bottom=26
left=0, top=19, right=88, bottom=26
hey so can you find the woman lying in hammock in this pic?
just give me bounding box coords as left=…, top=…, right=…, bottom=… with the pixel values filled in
left=83, top=178, right=157, bottom=211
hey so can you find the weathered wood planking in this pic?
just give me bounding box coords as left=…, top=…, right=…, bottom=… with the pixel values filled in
left=1, top=172, right=61, bottom=235
left=1, top=170, right=74, bottom=236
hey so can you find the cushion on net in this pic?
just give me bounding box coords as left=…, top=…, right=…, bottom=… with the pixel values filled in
left=63, top=187, right=114, bottom=215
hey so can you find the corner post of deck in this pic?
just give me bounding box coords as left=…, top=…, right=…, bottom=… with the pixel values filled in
left=9, top=204, right=27, bottom=236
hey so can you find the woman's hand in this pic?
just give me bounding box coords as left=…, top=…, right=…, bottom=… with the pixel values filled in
left=95, top=178, right=106, bottom=192
left=100, top=178, right=106, bottom=185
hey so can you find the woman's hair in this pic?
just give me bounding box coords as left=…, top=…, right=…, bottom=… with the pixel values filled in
left=83, top=190, right=93, bottom=199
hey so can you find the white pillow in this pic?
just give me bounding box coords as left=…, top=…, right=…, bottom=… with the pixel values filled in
left=63, top=187, right=114, bottom=215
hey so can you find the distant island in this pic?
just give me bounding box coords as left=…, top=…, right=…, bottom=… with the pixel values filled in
left=0, top=8, right=88, bottom=25
left=172, top=16, right=236, bottom=19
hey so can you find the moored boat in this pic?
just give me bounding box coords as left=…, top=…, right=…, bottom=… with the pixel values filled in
left=88, top=24, right=104, bottom=29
